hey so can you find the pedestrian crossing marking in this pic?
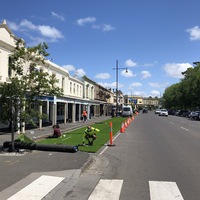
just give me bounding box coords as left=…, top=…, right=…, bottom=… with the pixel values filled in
left=88, top=179, right=123, bottom=200
left=149, top=181, right=184, bottom=200
left=8, top=175, right=65, bottom=200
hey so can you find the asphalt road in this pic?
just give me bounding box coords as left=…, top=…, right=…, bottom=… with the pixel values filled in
left=1, top=113, right=200, bottom=199
left=0, top=150, right=90, bottom=193
left=66, top=112, right=200, bottom=200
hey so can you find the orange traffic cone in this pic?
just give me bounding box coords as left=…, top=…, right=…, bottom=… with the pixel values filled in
left=120, top=122, right=125, bottom=133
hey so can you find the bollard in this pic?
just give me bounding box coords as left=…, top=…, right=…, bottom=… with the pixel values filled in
left=108, top=122, right=115, bottom=146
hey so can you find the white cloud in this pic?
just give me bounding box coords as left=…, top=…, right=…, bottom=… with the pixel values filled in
left=130, top=82, right=142, bottom=87
left=133, top=91, right=145, bottom=96
left=20, top=19, right=36, bottom=30
left=8, top=21, right=20, bottom=31
left=151, top=90, right=160, bottom=97
left=141, top=71, right=151, bottom=79
left=75, top=68, right=86, bottom=77
left=62, top=65, right=76, bottom=71
left=121, top=69, right=135, bottom=77
left=95, top=73, right=110, bottom=79
left=148, top=82, right=169, bottom=88
left=77, top=17, right=96, bottom=26
left=92, top=24, right=115, bottom=32
left=38, top=25, right=63, bottom=39
left=51, top=12, right=65, bottom=21
left=125, top=59, right=137, bottom=67
left=8, top=19, right=64, bottom=42
left=164, top=63, right=192, bottom=78
left=186, top=26, right=200, bottom=40
left=98, top=82, right=124, bottom=89
left=143, top=61, right=157, bottom=67
left=102, top=24, right=115, bottom=31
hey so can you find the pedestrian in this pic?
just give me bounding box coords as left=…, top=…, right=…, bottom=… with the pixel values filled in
left=82, top=125, right=100, bottom=146
left=46, top=124, right=61, bottom=138
left=82, top=109, right=87, bottom=123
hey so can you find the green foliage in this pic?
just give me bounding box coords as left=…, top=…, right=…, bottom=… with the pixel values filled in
left=0, top=39, right=63, bottom=129
left=163, top=63, right=200, bottom=110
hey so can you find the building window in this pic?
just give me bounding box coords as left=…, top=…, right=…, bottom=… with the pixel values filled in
left=77, top=85, right=79, bottom=95
left=91, top=86, right=94, bottom=99
left=70, top=82, right=72, bottom=93
left=62, top=77, right=65, bottom=90
left=73, top=83, right=75, bottom=94
left=86, top=84, right=89, bottom=98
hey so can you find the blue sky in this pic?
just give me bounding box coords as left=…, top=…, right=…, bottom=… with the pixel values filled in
left=1, top=0, right=200, bottom=97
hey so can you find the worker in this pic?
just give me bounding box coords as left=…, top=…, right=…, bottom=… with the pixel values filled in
left=83, top=125, right=100, bottom=146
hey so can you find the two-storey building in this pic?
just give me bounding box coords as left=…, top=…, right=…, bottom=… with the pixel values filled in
left=0, top=20, right=115, bottom=132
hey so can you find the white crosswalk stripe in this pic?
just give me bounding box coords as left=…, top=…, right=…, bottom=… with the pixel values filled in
left=88, top=179, right=123, bottom=200
left=7, top=175, right=65, bottom=200
left=6, top=176, right=185, bottom=200
left=149, top=181, right=184, bottom=200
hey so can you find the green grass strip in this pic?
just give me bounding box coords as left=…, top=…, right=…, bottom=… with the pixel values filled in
left=37, top=117, right=131, bottom=153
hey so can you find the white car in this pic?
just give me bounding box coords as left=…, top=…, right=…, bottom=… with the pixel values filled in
left=159, top=109, right=168, bottom=116
left=155, top=109, right=161, bottom=114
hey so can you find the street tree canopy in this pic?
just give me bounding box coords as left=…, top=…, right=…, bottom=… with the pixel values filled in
left=0, top=38, right=63, bottom=129
left=163, top=63, right=200, bottom=110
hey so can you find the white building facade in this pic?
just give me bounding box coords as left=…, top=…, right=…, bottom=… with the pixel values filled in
left=0, top=20, right=113, bottom=132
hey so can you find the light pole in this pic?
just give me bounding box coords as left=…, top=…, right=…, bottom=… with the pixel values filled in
left=113, top=60, right=128, bottom=116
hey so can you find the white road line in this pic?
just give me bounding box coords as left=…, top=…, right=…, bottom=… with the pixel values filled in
left=149, top=181, right=184, bottom=200
left=8, top=175, right=65, bottom=200
left=180, top=126, right=189, bottom=131
left=170, top=122, right=175, bottom=125
left=99, top=132, right=121, bottom=155
left=88, top=179, right=123, bottom=200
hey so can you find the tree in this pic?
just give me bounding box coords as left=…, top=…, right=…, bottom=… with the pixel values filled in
left=0, top=38, right=63, bottom=151
left=162, top=63, right=200, bottom=110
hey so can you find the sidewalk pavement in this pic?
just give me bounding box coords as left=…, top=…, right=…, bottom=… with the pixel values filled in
left=0, top=116, right=111, bottom=145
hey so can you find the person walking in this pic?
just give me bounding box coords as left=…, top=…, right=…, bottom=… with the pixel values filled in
left=82, top=109, right=87, bottom=123
left=82, top=125, right=100, bottom=146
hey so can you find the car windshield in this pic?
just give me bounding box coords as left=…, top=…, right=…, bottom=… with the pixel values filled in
left=161, top=109, right=167, bottom=112
left=123, top=108, right=130, bottom=111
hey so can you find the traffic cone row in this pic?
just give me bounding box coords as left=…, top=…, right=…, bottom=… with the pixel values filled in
left=120, top=115, right=136, bottom=133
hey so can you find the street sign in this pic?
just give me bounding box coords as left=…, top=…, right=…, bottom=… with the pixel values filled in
left=134, top=99, right=137, bottom=104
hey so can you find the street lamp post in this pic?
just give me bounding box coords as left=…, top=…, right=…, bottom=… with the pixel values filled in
left=113, top=60, right=128, bottom=116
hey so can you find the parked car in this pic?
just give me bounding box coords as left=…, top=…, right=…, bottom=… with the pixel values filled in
left=168, top=109, right=177, bottom=115
left=190, top=111, right=200, bottom=120
left=175, top=110, right=180, bottom=116
left=177, top=110, right=188, bottom=117
left=185, top=111, right=192, bottom=118
left=159, top=109, right=168, bottom=116
left=143, top=108, right=148, bottom=113
left=155, top=109, right=161, bottom=114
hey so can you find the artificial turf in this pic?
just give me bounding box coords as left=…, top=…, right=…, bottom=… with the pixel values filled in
left=17, top=116, right=135, bottom=153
